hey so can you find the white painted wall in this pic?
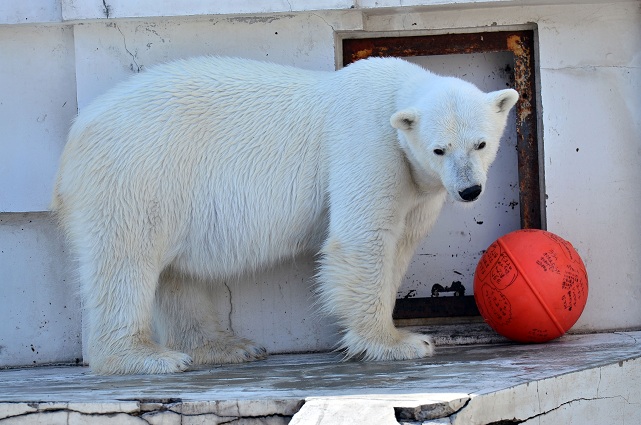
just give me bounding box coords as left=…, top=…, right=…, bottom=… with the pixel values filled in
left=0, top=213, right=81, bottom=366
left=0, top=24, right=77, bottom=212
left=1, top=0, right=639, bottom=367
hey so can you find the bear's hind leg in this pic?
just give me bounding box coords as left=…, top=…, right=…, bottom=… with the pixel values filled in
left=154, top=272, right=267, bottom=365
left=82, top=255, right=193, bottom=375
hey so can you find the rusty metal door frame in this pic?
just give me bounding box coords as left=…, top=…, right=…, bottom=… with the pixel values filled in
left=341, top=30, right=543, bottom=320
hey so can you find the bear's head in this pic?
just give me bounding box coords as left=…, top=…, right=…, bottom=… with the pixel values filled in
left=391, top=79, right=519, bottom=203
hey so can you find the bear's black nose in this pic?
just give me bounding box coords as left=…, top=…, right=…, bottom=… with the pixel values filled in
left=459, top=185, right=482, bottom=202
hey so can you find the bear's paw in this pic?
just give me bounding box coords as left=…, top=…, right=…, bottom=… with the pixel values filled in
left=92, top=346, right=193, bottom=375
left=189, top=336, right=268, bottom=365
left=341, top=329, right=434, bottom=361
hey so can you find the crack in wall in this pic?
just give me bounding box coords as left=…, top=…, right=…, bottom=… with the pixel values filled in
left=483, top=395, right=635, bottom=425
left=102, top=0, right=111, bottom=18
left=115, top=25, right=142, bottom=73
left=223, top=281, right=234, bottom=333
left=311, top=13, right=336, bottom=32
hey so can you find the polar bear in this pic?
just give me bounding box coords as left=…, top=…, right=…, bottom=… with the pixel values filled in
left=52, top=56, right=518, bottom=375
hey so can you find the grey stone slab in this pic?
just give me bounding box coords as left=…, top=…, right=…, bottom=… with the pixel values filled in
left=0, top=332, right=639, bottom=424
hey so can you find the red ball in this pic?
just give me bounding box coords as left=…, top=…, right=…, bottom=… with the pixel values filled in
left=474, top=229, right=588, bottom=343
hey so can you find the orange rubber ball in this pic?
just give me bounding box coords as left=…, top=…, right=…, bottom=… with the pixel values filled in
left=474, top=229, right=588, bottom=343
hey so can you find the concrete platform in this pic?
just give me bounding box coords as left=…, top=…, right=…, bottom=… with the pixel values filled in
left=1, top=331, right=640, bottom=424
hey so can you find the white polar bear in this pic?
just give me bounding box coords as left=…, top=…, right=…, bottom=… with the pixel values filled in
left=52, top=56, right=518, bottom=375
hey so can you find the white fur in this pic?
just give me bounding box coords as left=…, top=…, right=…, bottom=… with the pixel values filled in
left=52, top=56, right=518, bottom=375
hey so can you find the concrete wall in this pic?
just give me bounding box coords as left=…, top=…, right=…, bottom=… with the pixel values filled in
left=1, top=0, right=639, bottom=367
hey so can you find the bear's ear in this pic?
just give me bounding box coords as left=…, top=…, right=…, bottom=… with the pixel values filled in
left=488, top=89, right=520, bottom=114
left=390, top=108, right=420, bottom=131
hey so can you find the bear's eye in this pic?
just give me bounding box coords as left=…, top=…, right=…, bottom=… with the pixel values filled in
left=477, top=142, right=486, bottom=150
left=433, top=148, right=445, bottom=156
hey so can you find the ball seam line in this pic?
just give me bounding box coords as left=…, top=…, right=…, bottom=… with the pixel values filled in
left=496, top=238, right=566, bottom=336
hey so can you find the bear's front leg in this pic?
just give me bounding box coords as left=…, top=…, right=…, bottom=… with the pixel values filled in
left=318, top=231, right=434, bottom=361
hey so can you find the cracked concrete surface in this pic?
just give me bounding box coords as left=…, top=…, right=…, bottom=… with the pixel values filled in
left=449, top=355, right=641, bottom=425
left=0, top=400, right=301, bottom=424
left=0, top=332, right=639, bottom=424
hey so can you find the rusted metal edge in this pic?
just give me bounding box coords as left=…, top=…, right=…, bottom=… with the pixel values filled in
left=508, top=32, right=542, bottom=230
left=343, top=31, right=523, bottom=62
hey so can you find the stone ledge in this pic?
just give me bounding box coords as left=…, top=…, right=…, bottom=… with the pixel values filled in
left=0, top=332, right=639, bottom=424
left=2, top=0, right=635, bottom=25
